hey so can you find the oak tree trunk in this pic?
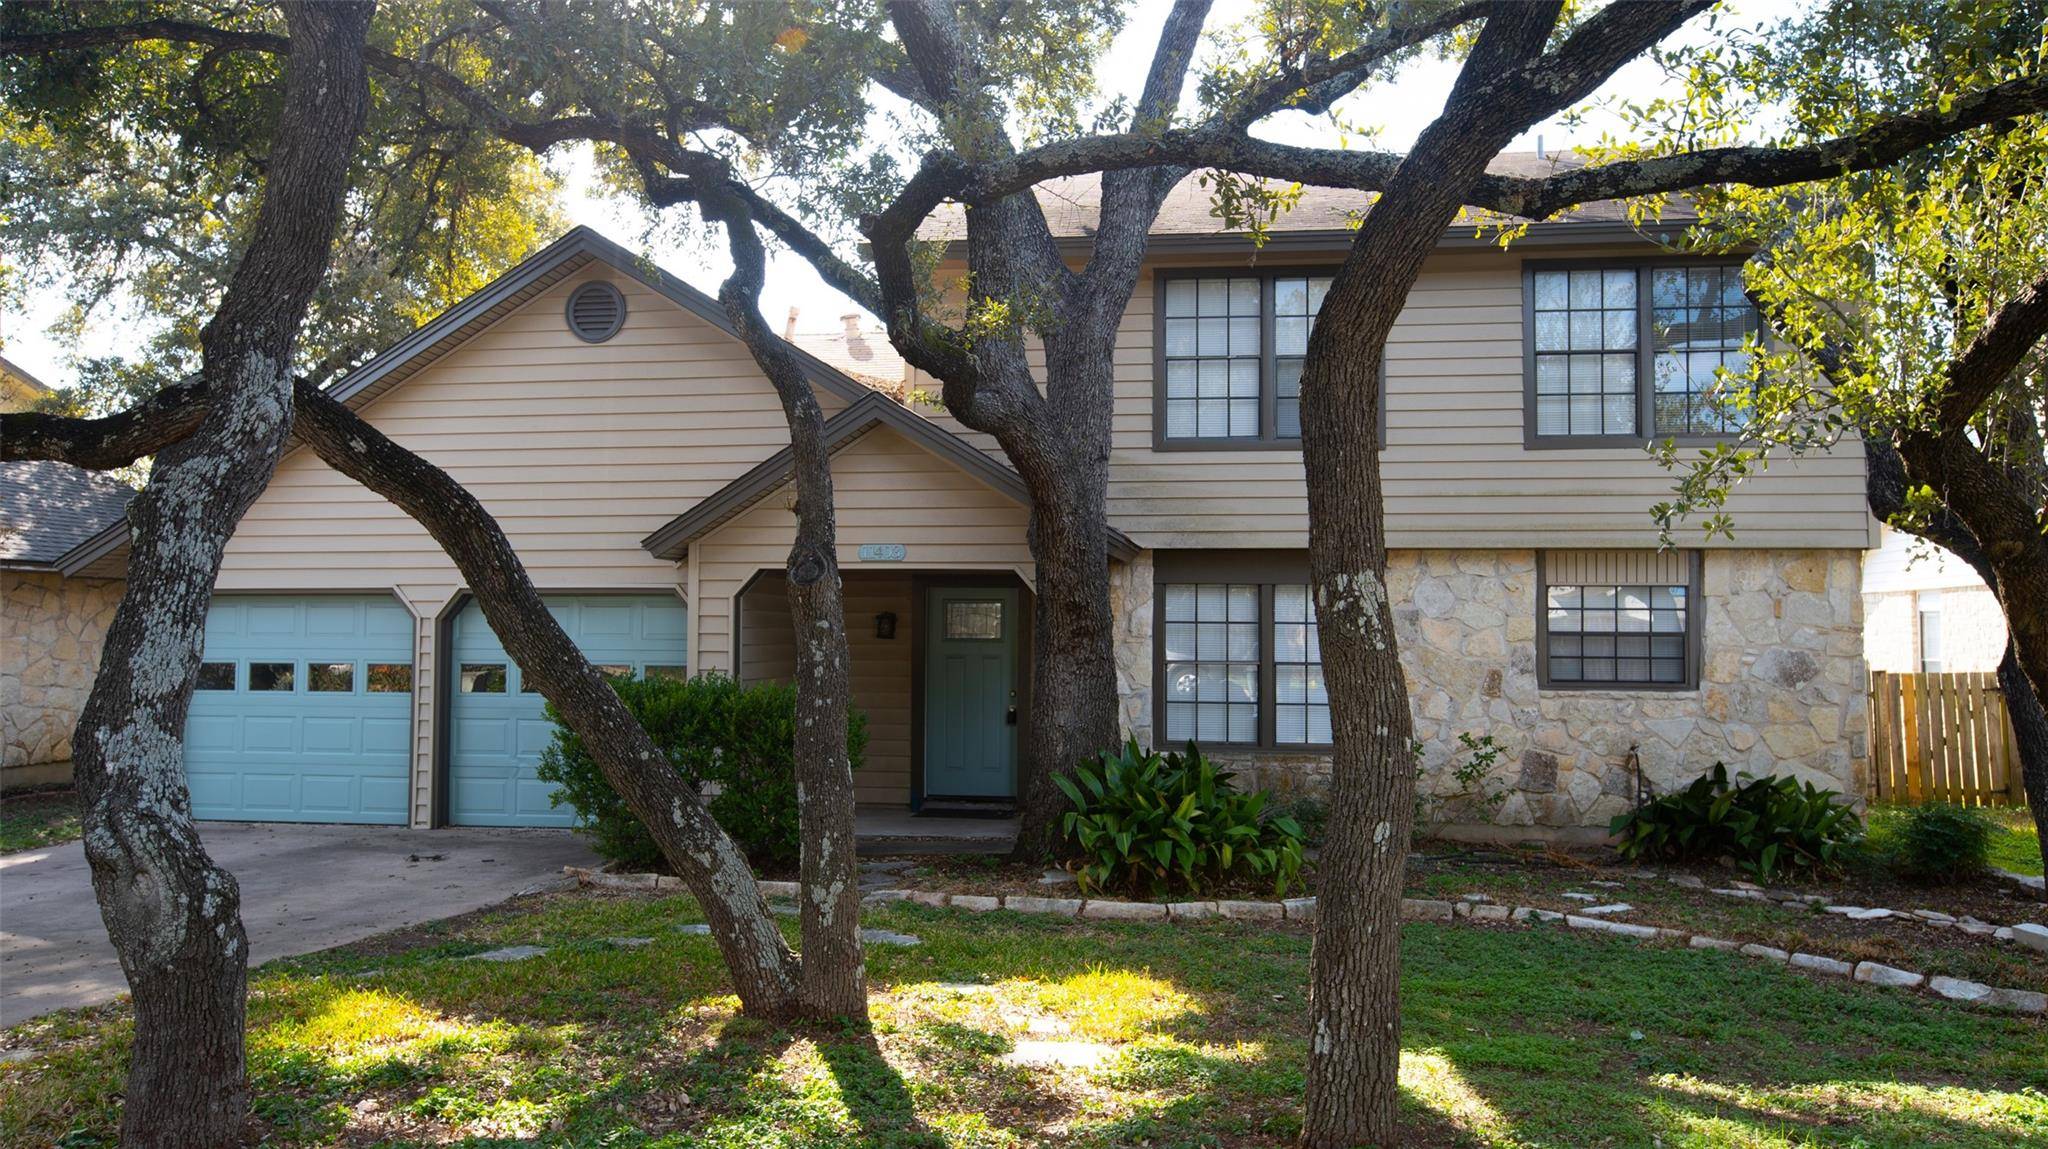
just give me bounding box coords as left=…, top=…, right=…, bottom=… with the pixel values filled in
left=700, top=190, right=868, bottom=1021
left=1294, top=6, right=1596, bottom=1141
left=287, top=383, right=806, bottom=1016
left=1009, top=345, right=1120, bottom=860
left=66, top=7, right=372, bottom=1146
left=1866, top=438, right=2048, bottom=865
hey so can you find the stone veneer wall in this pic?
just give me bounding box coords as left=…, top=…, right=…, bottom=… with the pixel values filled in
left=2, top=571, right=123, bottom=778
left=1109, top=548, right=1868, bottom=831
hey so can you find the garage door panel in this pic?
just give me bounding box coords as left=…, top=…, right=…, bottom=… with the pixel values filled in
left=364, top=717, right=411, bottom=754
left=302, top=717, right=356, bottom=754
left=516, top=718, right=555, bottom=756
left=186, top=714, right=238, bottom=752
left=361, top=777, right=409, bottom=816
left=455, top=716, right=511, bottom=754
left=448, top=594, right=686, bottom=827
left=184, top=595, right=414, bottom=825
left=243, top=716, right=299, bottom=753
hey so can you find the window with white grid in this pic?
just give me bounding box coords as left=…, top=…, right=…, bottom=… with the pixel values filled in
left=1531, top=267, right=1639, bottom=437
left=1162, top=583, right=1260, bottom=743
left=1651, top=265, right=1757, bottom=435
left=1272, top=585, right=1329, bottom=744
left=1544, top=583, right=1689, bottom=685
left=1273, top=275, right=1332, bottom=439
left=1163, top=277, right=1262, bottom=439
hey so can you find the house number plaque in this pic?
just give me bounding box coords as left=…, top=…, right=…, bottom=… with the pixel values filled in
left=857, top=543, right=907, bottom=562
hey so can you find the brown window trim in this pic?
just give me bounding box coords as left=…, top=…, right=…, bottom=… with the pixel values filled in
left=1152, top=550, right=1333, bottom=751
left=1152, top=267, right=1353, bottom=451
left=1521, top=255, right=1753, bottom=451
left=1534, top=550, right=1704, bottom=693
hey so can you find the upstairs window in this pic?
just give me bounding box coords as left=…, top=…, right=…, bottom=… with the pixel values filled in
left=1158, top=269, right=1333, bottom=447
left=1526, top=261, right=1757, bottom=445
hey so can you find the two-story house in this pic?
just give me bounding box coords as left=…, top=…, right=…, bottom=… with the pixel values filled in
left=54, top=170, right=1870, bottom=835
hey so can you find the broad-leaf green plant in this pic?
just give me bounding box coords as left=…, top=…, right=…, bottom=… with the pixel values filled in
left=1056, top=738, right=1306, bottom=897
left=1609, top=763, right=1862, bottom=883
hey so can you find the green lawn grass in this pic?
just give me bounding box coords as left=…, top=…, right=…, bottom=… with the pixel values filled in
left=1986, top=807, right=2045, bottom=876
left=0, top=789, right=80, bottom=854
left=4, top=890, right=2043, bottom=1148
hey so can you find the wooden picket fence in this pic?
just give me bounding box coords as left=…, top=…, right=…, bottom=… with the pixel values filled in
left=1867, top=671, right=2028, bottom=806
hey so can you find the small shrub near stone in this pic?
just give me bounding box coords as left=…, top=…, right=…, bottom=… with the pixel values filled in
left=1057, top=738, right=1305, bottom=898
left=536, top=671, right=866, bottom=868
left=1872, top=803, right=1998, bottom=884
left=1609, top=763, right=1861, bottom=884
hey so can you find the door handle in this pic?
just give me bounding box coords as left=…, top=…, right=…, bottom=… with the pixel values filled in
left=1006, top=706, right=1019, bottom=726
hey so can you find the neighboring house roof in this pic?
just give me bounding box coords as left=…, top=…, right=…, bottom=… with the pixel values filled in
left=641, top=389, right=1138, bottom=563
left=919, top=153, right=1696, bottom=252
left=785, top=312, right=907, bottom=395
left=0, top=353, right=53, bottom=412
left=0, top=460, right=136, bottom=574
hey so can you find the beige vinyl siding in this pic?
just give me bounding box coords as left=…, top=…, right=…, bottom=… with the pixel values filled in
left=691, top=425, right=1037, bottom=679
left=214, top=271, right=847, bottom=824
left=918, top=248, right=1872, bottom=550
left=215, top=270, right=845, bottom=595
left=740, top=571, right=916, bottom=805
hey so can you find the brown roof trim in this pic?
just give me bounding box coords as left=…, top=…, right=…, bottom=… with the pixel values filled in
left=54, top=517, right=131, bottom=577
left=327, top=226, right=873, bottom=410
left=640, top=390, right=1138, bottom=563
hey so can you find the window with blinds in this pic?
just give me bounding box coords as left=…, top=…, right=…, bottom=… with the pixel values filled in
left=1539, top=550, right=1701, bottom=689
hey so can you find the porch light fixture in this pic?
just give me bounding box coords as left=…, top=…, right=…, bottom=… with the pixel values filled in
left=875, top=611, right=897, bottom=640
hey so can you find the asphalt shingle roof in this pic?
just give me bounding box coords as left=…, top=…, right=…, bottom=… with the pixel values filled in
left=0, top=461, right=136, bottom=568
left=919, top=152, right=1684, bottom=241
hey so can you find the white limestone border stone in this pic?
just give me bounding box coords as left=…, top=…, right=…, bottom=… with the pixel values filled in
left=558, top=867, right=2045, bottom=1014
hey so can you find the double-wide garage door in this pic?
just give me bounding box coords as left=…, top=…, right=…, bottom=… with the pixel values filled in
left=184, top=592, right=687, bottom=827
left=186, top=595, right=414, bottom=824
left=448, top=595, right=687, bottom=826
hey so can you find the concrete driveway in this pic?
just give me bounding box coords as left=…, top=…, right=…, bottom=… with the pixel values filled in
left=1, top=823, right=597, bottom=1027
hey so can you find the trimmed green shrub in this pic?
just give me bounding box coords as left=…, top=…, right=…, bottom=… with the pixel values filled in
left=1879, top=802, right=1998, bottom=883
left=1609, top=763, right=1862, bottom=883
left=1056, top=738, right=1306, bottom=897
left=535, top=672, right=866, bottom=868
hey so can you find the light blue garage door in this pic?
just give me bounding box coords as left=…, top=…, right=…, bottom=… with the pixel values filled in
left=185, top=595, right=414, bottom=824
left=447, top=595, right=687, bottom=827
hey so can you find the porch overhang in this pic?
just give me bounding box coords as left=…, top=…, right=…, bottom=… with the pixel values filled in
left=639, top=390, right=1139, bottom=563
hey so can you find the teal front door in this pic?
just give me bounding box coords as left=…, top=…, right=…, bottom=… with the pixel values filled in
left=922, top=586, right=1019, bottom=799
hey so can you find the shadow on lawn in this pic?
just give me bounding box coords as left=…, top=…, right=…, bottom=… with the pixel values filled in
left=7, top=893, right=2043, bottom=1149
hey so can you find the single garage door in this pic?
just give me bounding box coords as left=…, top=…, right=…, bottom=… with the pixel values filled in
left=447, top=594, right=687, bottom=826
left=185, top=595, right=415, bottom=824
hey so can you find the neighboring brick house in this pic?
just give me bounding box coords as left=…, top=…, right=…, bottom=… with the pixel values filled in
left=60, top=163, right=1871, bottom=836
left=1, top=359, right=135, bottom=788
left=1863, top=524, right=2009, bottom=675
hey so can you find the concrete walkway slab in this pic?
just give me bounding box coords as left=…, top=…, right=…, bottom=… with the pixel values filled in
left=1, top=823, right=596, bottom=1026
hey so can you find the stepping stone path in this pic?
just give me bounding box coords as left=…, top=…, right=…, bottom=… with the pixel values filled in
left=1562, top=892, right=1598, bottom=902
left=1003, top=1039, right=1115, bottom=1069
left=469, top=945, right=548, bottom=963
left=606, top=937, right=655, bottom=948
left=674, top=923, right=712, bottom=935
left=1580, top=903, right=1633, bottom=917
left=860, top=929, right=922, bottom=947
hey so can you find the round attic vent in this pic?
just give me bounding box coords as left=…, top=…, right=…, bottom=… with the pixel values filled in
left=565, top=280, right=626, bottom=343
